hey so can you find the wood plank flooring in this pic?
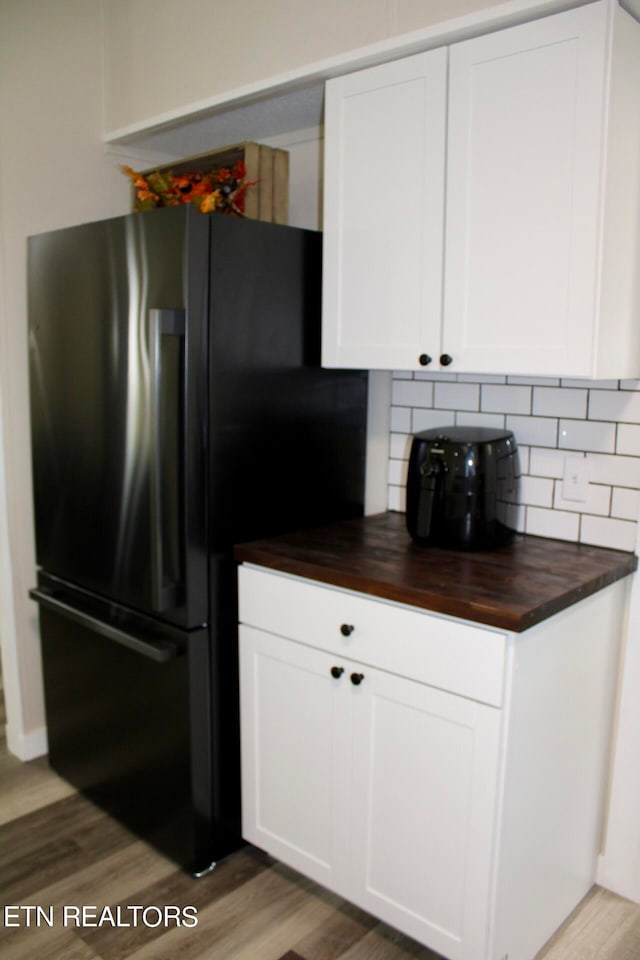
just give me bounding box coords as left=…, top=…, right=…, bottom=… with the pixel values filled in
left=2, top=695, right=640, bottom=959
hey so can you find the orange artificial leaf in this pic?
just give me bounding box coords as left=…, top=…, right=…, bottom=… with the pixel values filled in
left=199, top=191, right=221, bottom=214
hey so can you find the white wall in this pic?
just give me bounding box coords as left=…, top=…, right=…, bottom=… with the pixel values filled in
left=102, top=0, right=499, bottom=135
left=0, top=0, right=135, bottom=757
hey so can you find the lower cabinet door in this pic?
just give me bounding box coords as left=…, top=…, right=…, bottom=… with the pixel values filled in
left=239, top=625, right=351, bottom=894
left=348, top=666, right=502, bottom=960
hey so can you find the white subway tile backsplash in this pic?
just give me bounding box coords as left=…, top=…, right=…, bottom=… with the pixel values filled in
left=434, top=381, right=479, bottom=411
left=412, top=409, right=456, bottom=433
left=389, top=433, right=411, bottom=461
left=533, top=386, right=587, bottom=419
left=506, top=415, right=557, bottom=447
left=520, top=475, right=554, bottom=508
left=518, top=445, right=530, bottom=474
left=589, top=389, right=640, bottom=424
left=560, top=379, right=619, bottom=389
left=508, top=503, right=526, bottom=533
left=559, top=419, right=616, bottom=454
left=392, top=378, right=433, bottom=408
left=481, top=384, right=531, bottom=414
left=414, top=371, right=457, bottom=381
left=528, top=447, right=566, bottom=478
left=581, top=516, right=637, bottom=552
left=388, top=458, right=408, bottom=486
left=390, top=406, right=412, bottom=433
left=389, top=374, right=640, bottom=551
left=617, top=424, right=640, bottom=457
left=586, top=454, right=640, bottom=488
left=612, top=487, right=640, bottom=522
left=388, top=484, right=406, bottom=513
left=455, top=412, right=506, bottom=429
left=508, top=376, right=560, bottom=386
left=458, top=373, right=507, bottom=384
left=525, top=507, right=579, bottom=541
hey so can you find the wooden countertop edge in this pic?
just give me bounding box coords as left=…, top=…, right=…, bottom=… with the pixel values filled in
left=234, top=545, right=638, bottom=633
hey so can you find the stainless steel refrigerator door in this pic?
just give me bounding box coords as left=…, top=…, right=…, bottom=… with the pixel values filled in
left=28, top=206, right=208, bottom=628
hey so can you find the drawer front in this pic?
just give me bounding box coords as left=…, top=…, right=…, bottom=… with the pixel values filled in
left=238, top=565, right=506, bottom=707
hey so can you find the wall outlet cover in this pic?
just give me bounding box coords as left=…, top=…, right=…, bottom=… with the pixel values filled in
left=562, top=454, right=589, bottom=502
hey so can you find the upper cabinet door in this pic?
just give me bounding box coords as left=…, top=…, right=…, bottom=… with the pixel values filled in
left=444, top=3, right=607, bottom=376
left=323, top=50, right=447, bottom=370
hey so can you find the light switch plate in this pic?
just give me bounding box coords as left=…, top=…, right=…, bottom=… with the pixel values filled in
left=562, top=454, right=588, bottom=502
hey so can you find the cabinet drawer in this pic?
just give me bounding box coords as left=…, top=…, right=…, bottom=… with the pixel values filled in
left=238, top=565, right=506, bottom=707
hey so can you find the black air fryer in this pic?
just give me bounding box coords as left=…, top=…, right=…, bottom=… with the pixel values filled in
left=406, top=426, right=520, bottom=549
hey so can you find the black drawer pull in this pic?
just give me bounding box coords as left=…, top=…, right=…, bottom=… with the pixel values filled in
left=350, top=672, right=365, bottom=686
left=340, top=623, right=354, bottom=637
left=330, top=666, right=344, bottom=679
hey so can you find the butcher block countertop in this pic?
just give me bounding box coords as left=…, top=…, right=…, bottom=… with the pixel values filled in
left=235, top=511, right=638, bottom=632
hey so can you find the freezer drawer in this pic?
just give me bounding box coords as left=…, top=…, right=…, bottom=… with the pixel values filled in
left=30, top=578, right=220, bottom=874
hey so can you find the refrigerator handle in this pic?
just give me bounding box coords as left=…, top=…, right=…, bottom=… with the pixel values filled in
left=29, top=588, right=178, bottom=662
left=149, top=308, right=186, bottom=613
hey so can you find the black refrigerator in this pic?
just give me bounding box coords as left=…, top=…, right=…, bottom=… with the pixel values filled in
left=27, top=205, right=367, bottom=874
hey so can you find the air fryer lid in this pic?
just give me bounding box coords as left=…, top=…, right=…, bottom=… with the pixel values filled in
left=413, top=426, right=515, bottom=445
left=409, top=426, right=518, bottom=489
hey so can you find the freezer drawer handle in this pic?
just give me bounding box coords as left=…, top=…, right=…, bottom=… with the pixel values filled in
left=29, top=588, right=178, bottom=663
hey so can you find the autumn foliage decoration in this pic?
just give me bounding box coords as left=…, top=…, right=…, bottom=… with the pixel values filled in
left=123, top=160, right=257, bottom=215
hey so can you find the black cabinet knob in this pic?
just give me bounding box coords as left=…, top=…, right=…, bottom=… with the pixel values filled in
left=340, top=624, right=354, bottom=637
left=350, top=672, right=365, bottom=686
left=439, top=353, right=453, bottom=366
left=330, top=665, right=344, bottom=679
left=418, top=353, right=432, bottom=366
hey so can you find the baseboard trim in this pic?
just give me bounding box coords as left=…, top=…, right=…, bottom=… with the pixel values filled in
left=5, top=722, right=48, bottom=761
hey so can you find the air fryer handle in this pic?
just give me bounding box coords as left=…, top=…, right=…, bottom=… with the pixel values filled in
left=415, top=459, right=445, bottom=540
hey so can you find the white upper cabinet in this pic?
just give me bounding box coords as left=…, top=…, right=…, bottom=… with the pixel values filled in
left=322, top=0, right=640, bottom=377
left=445, top=2, right=606, bottom=376
left=322, top=50, right=447, bottom=370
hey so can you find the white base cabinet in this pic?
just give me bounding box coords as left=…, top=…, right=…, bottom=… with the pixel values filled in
left=241, top=624, right=501, bottom=958
left=322, top=0, right=640, bottom=377
left=238, top=564, right=629, bottom=960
